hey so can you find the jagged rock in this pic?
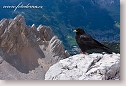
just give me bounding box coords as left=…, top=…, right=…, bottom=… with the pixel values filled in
left=45, top=53, right=120, bottom=80
left=0, top=15, right=69, bottom=80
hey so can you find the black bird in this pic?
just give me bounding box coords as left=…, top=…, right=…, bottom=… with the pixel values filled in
left=73, top=28, right=112, bottom=54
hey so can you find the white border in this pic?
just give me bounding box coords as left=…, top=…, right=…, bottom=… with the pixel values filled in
left=0, top=0, right=126, bottom=86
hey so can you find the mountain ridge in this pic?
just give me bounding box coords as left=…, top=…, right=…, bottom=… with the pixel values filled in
left=0, top=15, right=69, bottom=80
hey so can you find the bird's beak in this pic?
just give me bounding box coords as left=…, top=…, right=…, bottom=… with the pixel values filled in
left=73, top=30, right=77, bottom=32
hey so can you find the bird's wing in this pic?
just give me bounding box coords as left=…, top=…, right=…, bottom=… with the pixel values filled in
left=80, top=34, right=109, bottom=48
left=79, top=34, right=95, bottom=46
left=79, top=34, right=112, bottom=53
left=93, top=39, right=112, bottom=53
left=80, top=35, right=92, bottom=42
left=93, top=39, right=109, bottom=49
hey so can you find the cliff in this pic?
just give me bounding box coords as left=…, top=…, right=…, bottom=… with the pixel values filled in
left=45, top=53, right=120, bottom=80
left=0, top=15, right=69, bottom=80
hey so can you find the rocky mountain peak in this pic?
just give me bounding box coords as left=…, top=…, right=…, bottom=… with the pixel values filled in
left=0, top=15, right=69, bottom=80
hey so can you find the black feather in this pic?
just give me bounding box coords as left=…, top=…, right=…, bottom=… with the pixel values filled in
left=73, top=28, right=112, bottom=54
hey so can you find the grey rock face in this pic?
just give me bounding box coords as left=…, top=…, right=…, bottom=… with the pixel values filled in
left=0, top=15, right=69, bottom=80
left=0, top=56, right=3, bottom=64
left=45, top=53, right=120, bottom=80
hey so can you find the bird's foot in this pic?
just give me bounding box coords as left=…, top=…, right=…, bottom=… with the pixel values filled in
left=80, top=52, right=85, bottom=54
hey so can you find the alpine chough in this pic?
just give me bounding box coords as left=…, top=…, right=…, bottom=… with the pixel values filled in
left=73, top=28, right=112, bottom=54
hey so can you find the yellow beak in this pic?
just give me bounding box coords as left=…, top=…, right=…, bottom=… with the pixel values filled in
left=73, top=30, right=77, bottom=32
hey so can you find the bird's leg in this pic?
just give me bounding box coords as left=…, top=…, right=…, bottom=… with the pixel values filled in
left=80, top=52, right=85, bottom=54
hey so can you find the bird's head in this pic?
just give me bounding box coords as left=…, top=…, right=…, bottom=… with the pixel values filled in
left=73, top=28, right=86, bottom=35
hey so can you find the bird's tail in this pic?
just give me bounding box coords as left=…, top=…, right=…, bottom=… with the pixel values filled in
left=101, top=47, right=113, bottom=54
left=93, top=39, right=113, bottom=54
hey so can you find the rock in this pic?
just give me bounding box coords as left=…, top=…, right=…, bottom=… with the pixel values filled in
left=0, top=56, right=3, bottom=64
left=39, top=26, right=54, bottom=41
left=0, top=15, right=69, bottom=80
left=45, top=53, right=120, bottom=80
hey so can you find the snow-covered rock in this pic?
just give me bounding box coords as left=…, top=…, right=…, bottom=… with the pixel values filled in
left=45, top=53, right=120, bottom=80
